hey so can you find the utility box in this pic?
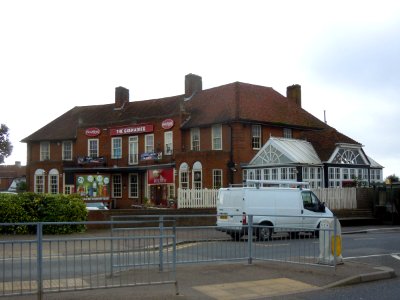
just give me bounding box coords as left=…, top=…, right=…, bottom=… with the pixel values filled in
left=318, top=218, right=343, bottom=265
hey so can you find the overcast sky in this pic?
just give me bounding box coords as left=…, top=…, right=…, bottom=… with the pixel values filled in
left=1, top=0, right=399, bottom=178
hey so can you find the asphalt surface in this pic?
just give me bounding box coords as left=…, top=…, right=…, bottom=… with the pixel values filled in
left=7, top=225, right=398, bottom=300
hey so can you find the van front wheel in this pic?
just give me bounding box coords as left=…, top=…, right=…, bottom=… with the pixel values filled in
left=257, top=224, right=273, bottom=241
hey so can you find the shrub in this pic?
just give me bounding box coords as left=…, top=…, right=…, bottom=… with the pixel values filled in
left=0, top=193, right=32, bottom=234
left=0, top=193, right=88, bottom=234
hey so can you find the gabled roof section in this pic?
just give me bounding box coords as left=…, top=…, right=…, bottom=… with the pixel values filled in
left=248, top=137, right=322, bottom=167
left=22, top=96, right=183, bottom=142
left=181, top=82, right=327, bottom=129
left=368, top=156, right=384, bottom=168
left=300, top=126, right=361, bottom=162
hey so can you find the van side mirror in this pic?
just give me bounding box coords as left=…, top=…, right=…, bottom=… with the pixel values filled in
left=319, top=202, right=326, bottom=213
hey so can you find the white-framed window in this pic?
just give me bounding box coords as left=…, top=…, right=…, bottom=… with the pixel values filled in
left=62, top=141, right=73, bottom=161
left=212, top=124, right=222, bottom=150
left=302, top=167, right=322, bottom=188
left=360, top=168, right=368, bottom=181
left=111, top=137, right=122, bottom=159
left=271, top=168, right=278, bottom=180
left=168, top=185, right=175, bottom=199
left=255, top=169, right=261, bottom=180
left=129, top=174, right=139, bottom=198
left=252, top=125, right=261, bottom=149
left=128, top=136, right=139, bottom=165
left=212, top=169, right=223, bottom=189
left=179, top=163, right=189, bottom=189
left=328, top=167, right=342, bottom=187
left=281, top=168, right=288, bottom=180
left=164, top=131, right=173, bottom=155
left=64, top=185, right=74, bottom=194
left=191, top=128, right=200, bottom=151
left=243, top=169, right=248, bottom=183
left=40, top=142, right=50, bottom=161
left=343, top=168, right=349, bottom=180
left=145, top=134, right=154, bottom=153
left=48, top=169, right=59, bottom=194
left=262, top=169, right=270, bottom=180
left=88, top=139, right=99, bottom=158
left=350, top=168, right=355, bottom=179
left=289, top=168, right=297, bottom=180
left=370, top=169, right=382, bottom=182
left=112, top=175, right=122, bottom=198
left=248, top=167, right=298, bottom=183
left=192, top=161, right=202, bottom=189
left=303, top=167, right=309, bottom=180
left=34, top=169, right=45, bottom=194
left=248, top=170, right=255, bottom=180
left=283, top=128, right=292, bottom=138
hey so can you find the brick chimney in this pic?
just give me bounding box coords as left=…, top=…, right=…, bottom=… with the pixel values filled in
left=286, top=84, right=301, bottom=107
left=184, top=73, right=202, bottom=99
left=115, top=86, right=129, bottom=109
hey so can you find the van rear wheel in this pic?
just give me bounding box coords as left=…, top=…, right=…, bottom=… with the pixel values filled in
left=230, top=232, right=243, bottom=241
left=257, top=224, right=273, bottom=241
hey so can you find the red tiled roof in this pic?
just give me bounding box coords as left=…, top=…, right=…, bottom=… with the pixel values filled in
left=21, top=80, right=357, bottom=156
left=22, top=96, right=183, bottom=142
left=181, top=82, right=327, bottom=129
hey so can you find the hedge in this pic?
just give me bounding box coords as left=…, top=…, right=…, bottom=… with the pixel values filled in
left=0, top=193, right=87, bottom=234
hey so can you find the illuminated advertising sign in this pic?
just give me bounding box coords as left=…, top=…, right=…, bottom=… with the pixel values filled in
left=110, top=124, right=153, bottom=136
left=161, top=119, right=174, bottom=130
left=85, top=127, right=101, bottom=137
left=147, top=169, right=174, bottom=184
left=76, top=174, right=110, bottom=201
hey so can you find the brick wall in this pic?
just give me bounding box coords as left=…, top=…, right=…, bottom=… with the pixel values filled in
left=87, top=208, right=216, bottom=229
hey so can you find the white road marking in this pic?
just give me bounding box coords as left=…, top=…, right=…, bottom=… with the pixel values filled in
left=391, top=254, right=400, bottom=261
left=344, top=253, right=400, bottom=260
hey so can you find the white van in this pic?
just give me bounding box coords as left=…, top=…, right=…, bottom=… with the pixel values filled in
left=216, top=180, right=333, bottom=240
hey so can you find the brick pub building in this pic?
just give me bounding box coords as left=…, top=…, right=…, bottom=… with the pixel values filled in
left=22, top=74, right=383, bottom=208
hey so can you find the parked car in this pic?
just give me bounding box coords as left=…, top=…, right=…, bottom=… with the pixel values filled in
left=86, top=202, right=109, bottom=211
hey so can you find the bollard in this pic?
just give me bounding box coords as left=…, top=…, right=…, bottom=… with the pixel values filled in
left=318, top=218, right=343, bottom=265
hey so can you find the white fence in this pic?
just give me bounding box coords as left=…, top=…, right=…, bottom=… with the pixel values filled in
left=177, top=188, right=219, bottom=208
left=177, top=187, right=357, bottom=210
left=312, top=188, right=357, bottom=210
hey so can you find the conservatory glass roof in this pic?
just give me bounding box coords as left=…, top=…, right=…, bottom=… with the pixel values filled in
left=248, top=137, right=322, bottom=166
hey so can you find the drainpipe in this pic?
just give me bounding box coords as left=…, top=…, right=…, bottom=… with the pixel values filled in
left=227, top=124, right=235, bottom=185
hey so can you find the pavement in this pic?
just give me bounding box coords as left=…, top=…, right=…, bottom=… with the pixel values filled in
left=7, top=225, right=400, bottom=300
left=31, top=259, right=395, bottom=300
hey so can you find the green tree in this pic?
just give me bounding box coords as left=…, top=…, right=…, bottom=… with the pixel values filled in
left=0, top=124, right=13, bottom=164
left=386, top=174, right=399, bottom=183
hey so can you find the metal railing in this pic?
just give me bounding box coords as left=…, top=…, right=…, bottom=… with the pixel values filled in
left=0, top=221, right=178, bottom=299
left=1, top=215, right=340, bottom=299
left=111, top=214, right=340, bottom=267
